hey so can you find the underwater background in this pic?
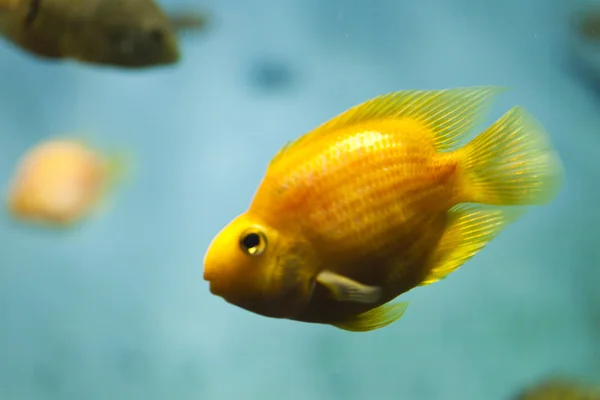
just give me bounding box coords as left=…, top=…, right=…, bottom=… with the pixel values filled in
left=1, top=0, right=599, bottom=399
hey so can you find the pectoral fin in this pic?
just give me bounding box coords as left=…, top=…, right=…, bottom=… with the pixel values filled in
left=316, top=270, right=382, bottom=304
left=332, top=302, right=409, bottom=332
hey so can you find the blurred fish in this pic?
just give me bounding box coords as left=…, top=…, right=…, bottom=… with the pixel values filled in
left=167, top=12, right=209, bottom=33
left=567, top=7, right=600, bottom=99
left=514, top=378, right=600, bottom=400
left=6, top=138, right=129, bottom=226
left=574, top=8, right=600, bottom=42
left=248, top=57, right=296, bottom=92
left=0, top=0, right=208, bottom=68
left=203, top=86, right=563, bottom=332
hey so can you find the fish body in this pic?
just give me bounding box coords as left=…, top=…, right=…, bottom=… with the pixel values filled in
left=203, top=87, right=563, bottom=332
left=0, top=0, right=206, bottom=68
left=6, top=138, right=127, bottom=226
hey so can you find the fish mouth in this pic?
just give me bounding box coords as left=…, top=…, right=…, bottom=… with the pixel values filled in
left=203, top=268, right=226, bottom=298
left=206, top=282, right=217, bottom=295
left=202, top=266, right=216, bottom=290
left=205, top=279, right=223, bottom=298
left=203, top=271, right=216, bottom=291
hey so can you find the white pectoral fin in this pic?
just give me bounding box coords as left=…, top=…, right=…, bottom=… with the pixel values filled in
left=316, top=270, right=382, bottom=304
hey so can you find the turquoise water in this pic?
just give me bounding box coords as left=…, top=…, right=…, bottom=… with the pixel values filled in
left=1, top=0, right=599, bottom=399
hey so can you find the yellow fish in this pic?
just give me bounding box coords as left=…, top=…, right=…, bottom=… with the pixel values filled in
left=0, top=0, right=208, bottom=68
left=203, top=86, right=563, bottom=332
left=6, top=138, right=128, bottom=226
left=515, top=378, right=600, bottom=400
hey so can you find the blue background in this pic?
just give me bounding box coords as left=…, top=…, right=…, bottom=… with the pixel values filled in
left=1, top=0, right=599, bottom=399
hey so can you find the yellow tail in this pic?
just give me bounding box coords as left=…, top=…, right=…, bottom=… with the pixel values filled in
left=457, top=106, right=563, bottom=206
left=105, top=151, right=133, bottom=187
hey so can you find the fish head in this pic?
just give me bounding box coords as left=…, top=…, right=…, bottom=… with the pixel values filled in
left=203, top=213, right=316, bottom=319
left=92, top=0, right=181, bottom=68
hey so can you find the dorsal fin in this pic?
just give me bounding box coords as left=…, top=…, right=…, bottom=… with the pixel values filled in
left=269, top=140, right=294, bottom=167
left=269, top=86, right=505, bottom=167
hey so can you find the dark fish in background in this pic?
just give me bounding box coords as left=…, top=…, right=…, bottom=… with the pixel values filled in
left=0, top=0, right=209, bottom=69
left=167, top=11, right=209, bottom=33
left=565, top=6, right=600, bottom=98
left=248, top=57, right=296, bottom=92
left=513, top=378, right=600, bottom=400
left=575, top=9, right=600, bottom=42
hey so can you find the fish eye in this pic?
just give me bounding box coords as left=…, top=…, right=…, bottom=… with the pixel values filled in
left=239, top=228, right=267, bottom=256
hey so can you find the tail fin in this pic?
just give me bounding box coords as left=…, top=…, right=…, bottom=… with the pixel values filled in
left=105, top=150, right=135, bottom=189
left=457, top=106, right=563, bottom=206
left=93, top=150, right=135, bottom=217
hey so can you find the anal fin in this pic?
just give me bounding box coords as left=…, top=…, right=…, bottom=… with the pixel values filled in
left=332, top=302, right=409, bottom=332
left=420, top=203, right=526, bottom=286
